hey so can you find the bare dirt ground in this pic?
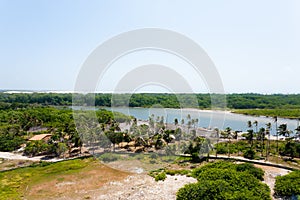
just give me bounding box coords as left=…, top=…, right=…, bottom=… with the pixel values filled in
left=93, top=174, right=197, bottom=200
left=24, top=161, right=130, bottom=200
left=82, top=163, right=291, bottom=200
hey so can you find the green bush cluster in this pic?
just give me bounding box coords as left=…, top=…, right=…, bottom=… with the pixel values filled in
left=154, top=172, right=167, bottom=181
left=274, top=170, right=300, bottom=199
left=98, top=153, right=121, bottom=162
left=177, top=161, right=270, bottom=200
left=165, top=169, right=190, bottom=176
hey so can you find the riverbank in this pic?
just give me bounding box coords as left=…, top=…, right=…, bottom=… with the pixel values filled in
left=232, top=108, right=300, bottom=120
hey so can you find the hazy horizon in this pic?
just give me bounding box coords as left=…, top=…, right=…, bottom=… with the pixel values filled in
left=1, top=89, right=300, bottom=95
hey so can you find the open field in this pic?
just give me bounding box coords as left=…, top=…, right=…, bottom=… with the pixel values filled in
left=0, top=157, right=130, bottom=200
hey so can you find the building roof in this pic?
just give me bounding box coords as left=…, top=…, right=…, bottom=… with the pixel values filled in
left=29, top=134, right=52, bottom=141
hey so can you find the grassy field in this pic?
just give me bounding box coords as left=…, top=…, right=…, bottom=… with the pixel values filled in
left=0, top=157, right=130, bottom=200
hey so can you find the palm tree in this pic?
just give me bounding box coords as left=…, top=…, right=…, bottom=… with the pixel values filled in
left=187, top=121, right=192, bottom=134
left=191, top=119, right=196, bottom=129
left=253, top=120, right=258, bottom=138
left=274, top=116, right=278, bottom=155
left=247, top=121, right=254, bottom=147
left=174, top=118, right=178, bottom=128
left=295, top=125, right=300, bottom=141
left=265, top=122, right=271, bottom=160
left=187, top=114, right=191, bottom=121
left=258, top=127, right=266, bottom=157
left=253, top=120, right=258, bottom=133
left=214, top=128, right=220, bottom=157
left=149, top=115, right=155, bottom=133
left=247, top=120, right=252, bottom=129
left=278, top=123, right=289, bottom=137
left=225, top=127, right=232, bottom=157
left=195, top=118, right=199, bottom=134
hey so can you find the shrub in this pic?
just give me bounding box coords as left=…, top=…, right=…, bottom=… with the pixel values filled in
left=98, top=153, right=121, bottom=162
left=274, top=170, right=300, bottom=198
left=215, top=143, right=228, bottom=154
left=150, top=153, right=158, bottom=159
left=165, top=169, right=189, bottom=176
left=244, top=149, right=256, bottom=159
left=155, top=172, right=166, bottom=181
left=177, top=161, right=270, bottom=200
left=235, top=163, right=264, bottom=181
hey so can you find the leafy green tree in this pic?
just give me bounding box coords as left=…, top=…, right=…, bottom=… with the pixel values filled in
left=0, top=127, right=24, bottom=152
left=282, top=139, right=298, bottom=159
left=105, top=131, right=129, bottom=151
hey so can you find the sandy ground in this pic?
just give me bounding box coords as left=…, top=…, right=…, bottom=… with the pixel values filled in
left=86, top=174, right=197, bottom=200
left=0, top=151, right=41, bottom=161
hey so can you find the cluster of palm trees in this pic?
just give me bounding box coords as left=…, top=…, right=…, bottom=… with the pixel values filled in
left=219, top=117, right=300, bottom=160
left=80, top=111, right=300, bottom=160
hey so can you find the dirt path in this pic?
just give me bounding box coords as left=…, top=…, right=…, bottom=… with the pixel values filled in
left=0, top=152, right=41, bottom=161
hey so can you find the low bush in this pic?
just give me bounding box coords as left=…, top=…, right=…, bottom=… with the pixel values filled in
left=177, top=161, right=270, bottom=200
left=274, top=170, right=300, bottom=198
left=154, top=172, right=166, bottom=181
left=98, top=153, right=121, bottom=162
left=243, top=149, right=256, bottom=159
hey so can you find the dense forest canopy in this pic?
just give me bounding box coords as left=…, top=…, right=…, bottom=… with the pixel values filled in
left=1, top=93, right=300, bottom=109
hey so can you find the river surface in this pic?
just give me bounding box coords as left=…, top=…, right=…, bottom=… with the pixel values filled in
left=105, top=107, right=299, bottom=135
left=72, top=106, right=299, bottom=135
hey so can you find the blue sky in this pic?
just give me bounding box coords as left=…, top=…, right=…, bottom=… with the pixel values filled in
left=0, top=0, right=299, bottom=93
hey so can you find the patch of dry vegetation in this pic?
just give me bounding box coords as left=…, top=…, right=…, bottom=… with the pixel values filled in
left=0, top=157, right=130, bottom=200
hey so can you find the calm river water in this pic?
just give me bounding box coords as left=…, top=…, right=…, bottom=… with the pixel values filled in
left=102, top=107, right=299, bottom=135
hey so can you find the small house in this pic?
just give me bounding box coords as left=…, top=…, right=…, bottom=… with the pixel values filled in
left=28, top=134, right=52, bottom=142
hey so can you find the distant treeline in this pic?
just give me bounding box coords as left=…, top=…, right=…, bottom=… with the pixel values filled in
left=1, top=93, right=300, bottom=109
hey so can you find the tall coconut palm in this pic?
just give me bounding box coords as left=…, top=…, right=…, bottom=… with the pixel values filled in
left=266, top=122, right=272, bottom=160
left=274, top=116, right=278, bottom=155
left=187, top=114, right=191, bottom=121
left=295, top=124, right=300, bottom=140
left=214, top=128, right=220, bottom=157
left=187, top=121, right=192, bottom=134
left=247, top=121, right=254, bottom=147
left=191, top=119, right=196, bottom=129
left=258, top=127, right=266, bottom=157
left=253, top=120, right=258, bottom=135
left=225, top=127, right=232, bottom=157
left=247, top=120, right=252, bottom=129
left=278, top=123, right=289, bottom=137
left=174, top=118, right=178, bottom=128
left=195, top=118, right=199, bottom=128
